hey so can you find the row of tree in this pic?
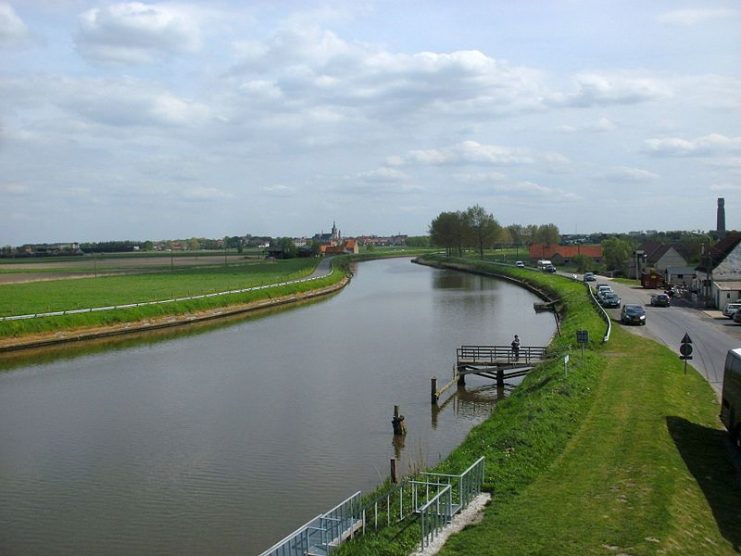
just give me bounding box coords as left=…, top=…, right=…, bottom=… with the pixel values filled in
left=429, top=205, right=561, bottom=257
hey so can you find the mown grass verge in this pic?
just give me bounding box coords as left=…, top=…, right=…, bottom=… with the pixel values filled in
left=334, top=255, right=740, bottom=555
left=0, top=258, right=350, bottom=339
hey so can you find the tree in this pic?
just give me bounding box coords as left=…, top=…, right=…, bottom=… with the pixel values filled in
left=535, top=223, right=560, bottom=245
left=429, top=211, right=467, bottom=256
left=602, top=237, right=633, bottom=275
left=506, top=224, right=523, bottom=247
left=272, top=237, right=297, bottom=258
left=464, top=205, right=501, bottom=258
left=572, top=254, right=591, bottom=273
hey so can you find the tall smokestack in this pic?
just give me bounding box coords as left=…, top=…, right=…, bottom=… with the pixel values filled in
left=717, top=197, right=726, bottom=239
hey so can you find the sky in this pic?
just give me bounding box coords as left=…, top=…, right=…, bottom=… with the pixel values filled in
left=1, top=1, right=740, bottom=244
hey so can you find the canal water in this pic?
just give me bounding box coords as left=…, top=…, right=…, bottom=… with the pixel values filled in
left=0, top=258, right=556, bottom=555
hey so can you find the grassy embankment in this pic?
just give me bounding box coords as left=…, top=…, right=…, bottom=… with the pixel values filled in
left=335, top=255, right=740, bottom=555
left=0, top=250, right=436, bottom=340
left=0, top=258, right=347, bottom=338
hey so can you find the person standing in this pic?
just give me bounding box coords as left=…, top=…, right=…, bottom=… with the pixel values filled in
left=511, top=334, right=520, bottom=362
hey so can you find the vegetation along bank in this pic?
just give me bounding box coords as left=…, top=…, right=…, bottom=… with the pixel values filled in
left=334, top=254, right=740, bottom=555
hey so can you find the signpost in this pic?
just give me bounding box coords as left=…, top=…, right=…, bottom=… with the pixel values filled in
left=679, top=333, right=693, bottom=374
left=576, top=330, right=589, bottom=356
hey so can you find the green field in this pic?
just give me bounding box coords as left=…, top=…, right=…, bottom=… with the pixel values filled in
left=334, top=255, right=740, bottom=555
left=0, top=258, right=319, bottom=316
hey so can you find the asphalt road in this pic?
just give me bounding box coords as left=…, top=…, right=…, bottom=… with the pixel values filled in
left=582, top=274, right=741, bottom=395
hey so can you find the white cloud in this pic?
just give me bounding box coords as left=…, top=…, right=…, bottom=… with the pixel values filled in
left=657, top=8, right=740, bottom=26
left=391, top=141, right=535, bottom=166
left=549, top=74, right=671, bottom=107
left=492, top=181, right=582, bottom=202
left=0, top=182, right=30, bottom=194
left=645, top=134, right=741, bottom=157
left=603, top=166, right=660, bottom=182
left=262, top=184, right=296, bottom=196
left=559, top=117, right=616, bottom=133
left=389, top=141, right=571, bottom=169
left=0, top=2, right=31, bottom=47
left=181, top=186, right=234, bottom=201
left=76, top=2, right=203, bottom=64
left=357, top=167, right=408, bottom=182
left=710, top=183, right=741, bottom=192
left=452, top=171, right=507, bottom=183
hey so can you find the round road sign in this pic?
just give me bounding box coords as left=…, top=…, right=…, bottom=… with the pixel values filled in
left=679, top=343, right=693, bottom=357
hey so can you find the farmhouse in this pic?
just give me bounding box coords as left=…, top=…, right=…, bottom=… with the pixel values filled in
left=694, top=232, right=741, bottom=311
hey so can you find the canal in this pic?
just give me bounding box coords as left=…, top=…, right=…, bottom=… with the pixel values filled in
left=0, top=258, right=556, bottom=554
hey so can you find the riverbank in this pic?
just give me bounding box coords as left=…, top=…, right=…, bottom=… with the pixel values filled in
left=0, top=275, right=350, bottom=353
left=334, top=255, right=740, bottom=555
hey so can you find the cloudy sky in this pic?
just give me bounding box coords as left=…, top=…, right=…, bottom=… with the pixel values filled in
left=1, top=1, right=740, bottom=244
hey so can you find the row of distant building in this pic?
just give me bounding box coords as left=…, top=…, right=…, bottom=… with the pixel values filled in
left=529, top=230, right=741, bottom=313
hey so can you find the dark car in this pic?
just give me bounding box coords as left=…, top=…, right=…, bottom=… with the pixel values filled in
left=621, top=304, right=646, bottom=325
left=734, top=310, right=741, bottom=324
left=650, top=293, right=671, bottom=307
left=544, top=264, right=556, bottom=273
left=583, top=272, right=596, bottom=282
left=600, top=292, right=621, bottom=308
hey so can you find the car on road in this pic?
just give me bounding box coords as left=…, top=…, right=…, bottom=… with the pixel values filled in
left=543, top=264, right=556, bottom=273
left=515, top=260, right=525, bottom=268
left=621, top=304, right=646, bottom=325
left=583, top=272, right=596, bottom=282
left=650, top=293, right=671, bottom=307
left=723, top=302, right=741, bottom=318
left=600, top=292, right=621, bottom=308
left=734, top=310, right=741, bottom=324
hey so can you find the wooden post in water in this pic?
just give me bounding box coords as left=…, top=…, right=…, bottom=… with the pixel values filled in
left=430, top=377, right=438, bottom=404
left=497, top=368, right=504, bottom=388
left=392, top=405, right=406, bottom=435
left=390, top=458, right=397, bottom=483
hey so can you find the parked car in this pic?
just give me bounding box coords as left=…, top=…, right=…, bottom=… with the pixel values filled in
left=600, top=292, right=621, bottom=308
left=734, top=310, right=741, bottom=324
left=583, top=272, right=596, bottom=282
left=544, top=264, right=556, bottom=273
left=723, top=302, right=741, bottom=318
left=515, top=260, right=525, bottom=268
left=621, top=304, right=646, bottom=325
left=650, top=293, right=671, bottom=307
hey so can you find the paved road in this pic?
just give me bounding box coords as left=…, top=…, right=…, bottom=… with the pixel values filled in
left=583, top=274, right=741, bottom=395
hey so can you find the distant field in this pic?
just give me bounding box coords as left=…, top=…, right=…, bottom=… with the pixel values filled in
left=0, top=258, right=318, bottom=316
left=0, top=252, right=263, bottom=282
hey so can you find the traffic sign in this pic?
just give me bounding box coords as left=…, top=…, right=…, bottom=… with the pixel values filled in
left=679, top=343, right=693, bottom=357
left=681, top=333, right=692, bottom=345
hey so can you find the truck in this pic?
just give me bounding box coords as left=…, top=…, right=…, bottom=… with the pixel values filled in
left=721, top=348, right=741, bottom=451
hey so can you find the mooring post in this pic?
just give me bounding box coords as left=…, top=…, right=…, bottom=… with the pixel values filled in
left=430, top=377, right=438, bottom=404
left=392, top=405, right=406, bottom=435
left=390, top=458, right=397, bottom=484
left=456, top=365, right=465, bottom=386
left=497, top=368, right=504, bottom=388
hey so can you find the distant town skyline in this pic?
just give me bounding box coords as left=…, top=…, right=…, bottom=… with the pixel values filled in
left=2, top=1, right=740, bottom=244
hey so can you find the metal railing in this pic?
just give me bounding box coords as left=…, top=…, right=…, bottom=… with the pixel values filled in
left=457, top=345, right=547, bottom=366
left=416, top=456, right=486, bottom=548
left=258, top=491, right=362, bottom=556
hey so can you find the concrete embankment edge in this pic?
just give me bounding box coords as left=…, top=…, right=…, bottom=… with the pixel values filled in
left=0, top=275, right=351, bottom=353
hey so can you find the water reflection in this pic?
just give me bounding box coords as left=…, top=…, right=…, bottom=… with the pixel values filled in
left=0, top=258, right=555, bottom=555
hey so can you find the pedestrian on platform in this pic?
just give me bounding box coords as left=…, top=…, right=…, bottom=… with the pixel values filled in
left=511, top=334, right=520, bottom=362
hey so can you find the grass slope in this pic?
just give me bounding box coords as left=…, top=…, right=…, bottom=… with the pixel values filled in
left=441, top=326, right=740, bottom=555
left=335, top=256, right=740, bottom=555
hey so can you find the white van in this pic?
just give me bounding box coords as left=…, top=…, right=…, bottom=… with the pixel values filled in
left=537, top=259, right=552, bottom=270
left=721, top=348, right=741, bottom=450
